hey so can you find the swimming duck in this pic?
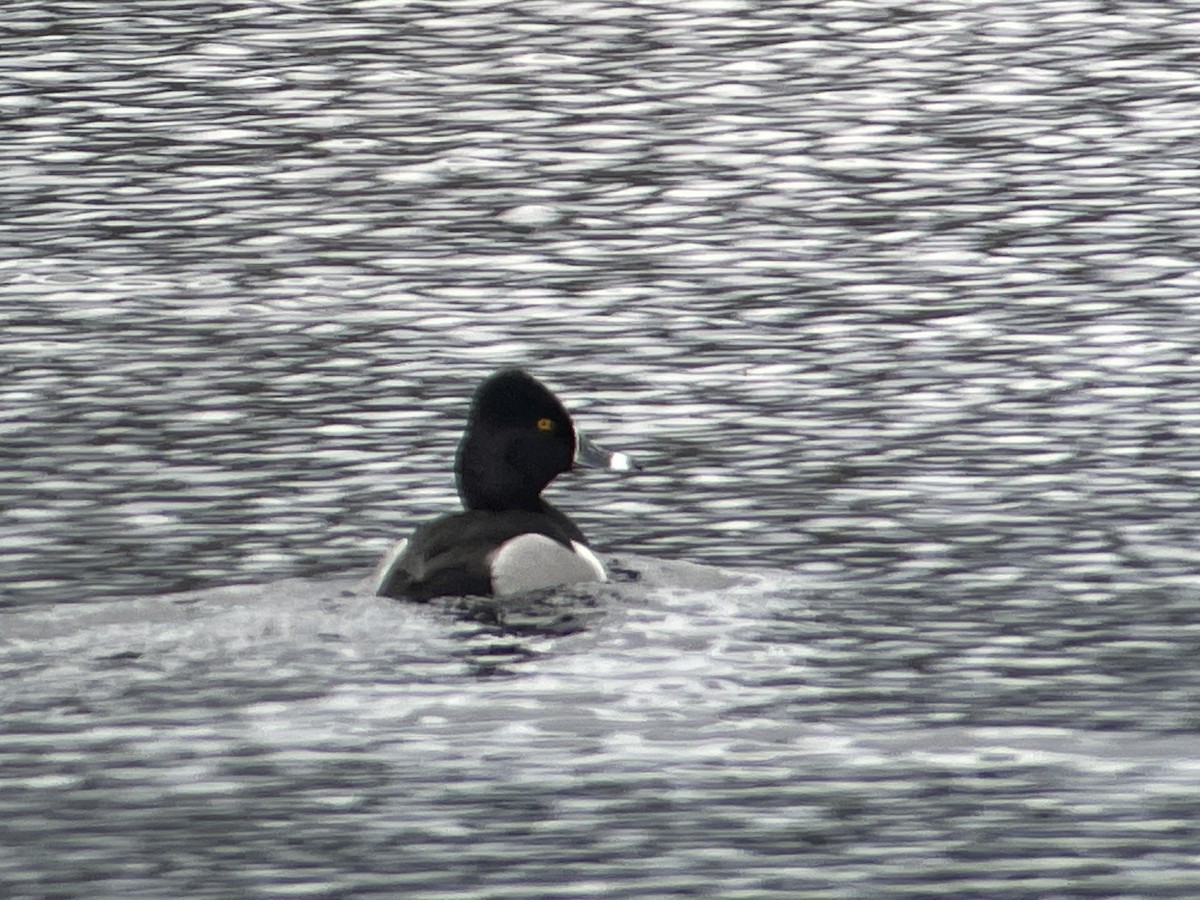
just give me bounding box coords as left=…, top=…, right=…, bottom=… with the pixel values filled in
left=372, top=368, right=636, bottom=601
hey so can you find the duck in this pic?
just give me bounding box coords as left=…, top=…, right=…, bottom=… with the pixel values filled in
left=371, top=368, right=637, bottom=601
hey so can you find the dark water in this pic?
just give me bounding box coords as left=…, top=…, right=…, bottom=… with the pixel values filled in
left=4, top=1, right=1200, bottom=896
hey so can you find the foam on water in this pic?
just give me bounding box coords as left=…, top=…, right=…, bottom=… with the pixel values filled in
left=3, top=558, right=1200, bottom=895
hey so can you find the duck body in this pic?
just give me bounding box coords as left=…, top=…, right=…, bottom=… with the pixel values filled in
left=372, top=369, right=632, bottom=601
left=374, top=502, right=607, bottom=601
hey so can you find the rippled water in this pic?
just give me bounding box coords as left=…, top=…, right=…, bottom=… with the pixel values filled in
left=4, top=0, right=1200, bottom=896
left=7, top=563, right=1200, bottom=897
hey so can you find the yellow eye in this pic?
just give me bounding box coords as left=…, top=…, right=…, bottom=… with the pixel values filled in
left=536, top=417, right=555, bottom=432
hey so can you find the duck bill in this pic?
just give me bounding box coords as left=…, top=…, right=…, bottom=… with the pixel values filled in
left=574, top=431, right=639, bottom=472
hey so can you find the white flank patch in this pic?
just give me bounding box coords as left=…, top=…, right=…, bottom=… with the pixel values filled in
left=489, top=534, right=607, bottom=596
left=369, top=538, right=408, bottom=595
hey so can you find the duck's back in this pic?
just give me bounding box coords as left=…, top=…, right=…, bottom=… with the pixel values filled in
left=374, top=505, right=604, bottom=601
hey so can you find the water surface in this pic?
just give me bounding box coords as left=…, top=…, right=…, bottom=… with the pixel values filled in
left=3, top=1, right=1200, bottom=896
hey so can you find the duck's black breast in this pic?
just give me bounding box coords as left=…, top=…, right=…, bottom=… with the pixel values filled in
left=376, top=503, right=587, bottom=601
